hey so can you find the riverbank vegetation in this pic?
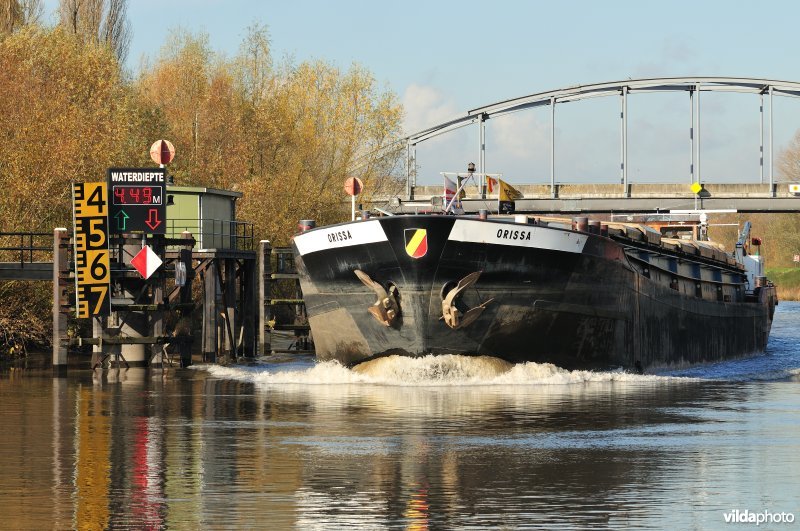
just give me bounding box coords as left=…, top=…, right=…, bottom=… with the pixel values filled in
left=0, top=3, right=404, bottom=356
left=765, top=268, right=800, bottom=301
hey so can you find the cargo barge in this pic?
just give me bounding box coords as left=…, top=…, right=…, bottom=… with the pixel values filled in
left=291, top=213, right=777, bottom=371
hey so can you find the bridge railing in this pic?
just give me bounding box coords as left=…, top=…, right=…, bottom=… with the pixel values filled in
left=165, top=218, right=255, bottom=251
left=0, top=232, right=54, bottom=266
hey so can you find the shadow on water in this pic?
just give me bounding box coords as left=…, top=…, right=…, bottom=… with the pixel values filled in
left=0, top=302, right=797, bottom=528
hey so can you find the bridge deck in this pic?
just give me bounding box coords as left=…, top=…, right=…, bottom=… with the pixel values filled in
left=0, top=262, right=53, bottom=281
left=397, top=183, right=800, bottom=213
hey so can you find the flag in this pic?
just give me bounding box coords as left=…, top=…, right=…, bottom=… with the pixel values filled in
left=443, top=175, right=457, bottom=205
left=498, top=179, right=523, bottom=201
left=456, top=176, right=467, bottom=199
left=498, top=179, right=522, bottom=214
left=486, top=176, right=498, bottom=194
left=443, top=174, right=463, bottom=212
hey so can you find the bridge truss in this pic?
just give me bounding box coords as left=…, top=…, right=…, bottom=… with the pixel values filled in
left=403, top=77, right=800, bottom=203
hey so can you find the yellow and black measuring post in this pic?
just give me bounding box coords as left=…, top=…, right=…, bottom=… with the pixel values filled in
left=72, top=182, right=111, bottom=317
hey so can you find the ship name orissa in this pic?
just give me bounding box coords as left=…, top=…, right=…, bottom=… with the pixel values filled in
left=496, top=228, right=532, bottom=241
left=327, top=230, right=354, bottom=243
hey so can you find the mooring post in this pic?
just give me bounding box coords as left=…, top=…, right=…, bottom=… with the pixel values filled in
left=224, top=258, right=237, bottom=359
left=91, top=318, right=103, bottom=368
left=52, top=228, right=69, bottom=376
left=179, top=234, right=194, bottom=367
left=202, top=259, right=217, bottom=363
left=258, top=240, right=272, bottom=356
left=242, top=257, right=256, bottom=357
left=150, top=236, right=164, bottom=368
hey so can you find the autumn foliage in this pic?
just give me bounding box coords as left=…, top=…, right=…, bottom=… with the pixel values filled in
left=0, top=23, right=404, bottom=355
left=136, top=26, right=404, bottom=242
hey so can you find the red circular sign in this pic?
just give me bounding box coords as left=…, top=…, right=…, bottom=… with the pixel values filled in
left=344, top=177, right=363, bottom=196
left=150, top=139, right=176, bottom=165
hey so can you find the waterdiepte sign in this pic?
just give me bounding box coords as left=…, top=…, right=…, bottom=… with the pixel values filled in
left=107, top=168, right=167, bottom=234
left=72, top=182, right=111, bottom=318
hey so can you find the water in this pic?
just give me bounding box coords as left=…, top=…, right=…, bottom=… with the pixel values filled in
left=1, top=305, right=800, bottom=529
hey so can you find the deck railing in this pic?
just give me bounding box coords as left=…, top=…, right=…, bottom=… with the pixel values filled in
left=0, top=232, right=54, bottom=266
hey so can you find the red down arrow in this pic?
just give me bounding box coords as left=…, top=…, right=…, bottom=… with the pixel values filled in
left=145, top=208, right=162, bottom=230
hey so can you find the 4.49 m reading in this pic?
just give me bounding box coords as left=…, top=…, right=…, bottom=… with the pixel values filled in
left=112, top=186, right=162, bottom=205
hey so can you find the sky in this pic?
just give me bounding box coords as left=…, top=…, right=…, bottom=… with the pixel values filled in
left=40, top=1, right=800, bottom=185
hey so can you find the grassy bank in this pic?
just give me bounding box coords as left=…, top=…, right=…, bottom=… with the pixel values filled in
left=767, top=268, right=800, bottom=301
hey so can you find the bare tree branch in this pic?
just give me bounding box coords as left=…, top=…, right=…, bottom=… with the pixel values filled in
left=58, top=0, right=130, bottom=62
left=1, top=0, right=23, bottom=34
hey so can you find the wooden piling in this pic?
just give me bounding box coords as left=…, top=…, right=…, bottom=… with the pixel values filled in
left=242, top=258, right=256, bottom=357
left=52, top=228, right=68, bottom=376
left=178, top=232, right=193, bottom=367
left=202, top=259, right=217, bottom=362
left=258, top=240, right=272, bottom=356
left=150, top=236, right=164, bottom=367
left=223, top=258, right=237, bottom=358
left=91, top=318, right=103, bottom=368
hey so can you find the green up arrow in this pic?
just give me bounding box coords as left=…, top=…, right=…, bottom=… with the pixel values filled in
left=114, top=209, right=130, bottom=231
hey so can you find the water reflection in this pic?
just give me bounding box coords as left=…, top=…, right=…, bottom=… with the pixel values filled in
left=0, top=337, right=798, bottom=528
left=253, top=375, right=744, bottom=529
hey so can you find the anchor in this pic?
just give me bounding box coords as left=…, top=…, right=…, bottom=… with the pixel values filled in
left=441, top=271, right=494, bottom=329
left=354, top=269, right=400, bottom=326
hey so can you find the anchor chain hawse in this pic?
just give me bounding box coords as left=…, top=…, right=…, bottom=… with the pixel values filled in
left=354, top=269, right=400, bottom=326
left=441, top=271, right=494, bottom=330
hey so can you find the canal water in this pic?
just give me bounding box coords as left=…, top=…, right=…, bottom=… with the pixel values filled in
left=1, top=304, right=799, bottom=529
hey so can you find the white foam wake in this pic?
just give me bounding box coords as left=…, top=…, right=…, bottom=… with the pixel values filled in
left=201, top=354, right=689, bottom=387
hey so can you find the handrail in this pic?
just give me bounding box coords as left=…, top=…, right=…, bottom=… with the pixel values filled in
left=0, top=232, right=55, bottom=266
left=164, top=218, right=255, bottom=251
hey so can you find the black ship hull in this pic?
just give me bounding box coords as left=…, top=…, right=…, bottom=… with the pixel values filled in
left=292, top=215, right=777, bottom=371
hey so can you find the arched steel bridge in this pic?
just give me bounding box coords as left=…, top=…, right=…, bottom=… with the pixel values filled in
left=399, top=77, right=800, bottom=213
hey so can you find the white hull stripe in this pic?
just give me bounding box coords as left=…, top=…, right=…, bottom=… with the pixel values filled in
left=448, top=219, right=588, bottom=253
left=294, top=220, right=388, bottom=256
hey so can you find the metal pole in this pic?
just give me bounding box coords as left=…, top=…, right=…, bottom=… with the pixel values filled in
left=769, top=85, right=774, bottom=193
left=410, top=144, right=417, bottom=200
left=696, top=83, right=701, bottom=186
left=550, top=97, right=556, bottom=198
left=479, top=114, right=486, bottom=198
left=689, top=88, right=694, bottom=184
left=406, top=141, right=412, bottom=198
left=621, top=87, right=628, bottom=193
left=760, top=92, right=764, bottom=184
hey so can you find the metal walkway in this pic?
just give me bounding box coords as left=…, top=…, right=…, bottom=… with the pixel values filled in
left=0, top=232, right=54, bottom=280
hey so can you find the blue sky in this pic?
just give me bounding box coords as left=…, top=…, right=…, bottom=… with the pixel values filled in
left=41, top=1, right=800, bottom=185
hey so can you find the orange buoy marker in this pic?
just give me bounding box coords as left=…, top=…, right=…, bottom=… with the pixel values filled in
left=150, top=139, right=176, bottom=166
left=344, top=177, right=364, bottom=221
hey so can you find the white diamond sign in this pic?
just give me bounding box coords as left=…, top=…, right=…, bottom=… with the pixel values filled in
left=130, top=245, right=162, bottom=280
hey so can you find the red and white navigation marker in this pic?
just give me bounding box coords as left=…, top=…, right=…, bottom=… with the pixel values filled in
left=130, top=245, right=163, bottom=280
left=344, top=177, right=364, bottom=221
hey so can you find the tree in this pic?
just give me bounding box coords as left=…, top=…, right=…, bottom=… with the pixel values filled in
left=136, top=27, right=405, bottom=243
left=1, top=0, right=42, bottom=35
left=58, top=0, right=130, bottom=62
left=0, top=26, right=140, bottom=230
left=237, top=59, right=405, bottom=244
left=778, top=129, right=800, bottom=183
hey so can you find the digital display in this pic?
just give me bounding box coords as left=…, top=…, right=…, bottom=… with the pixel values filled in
left=107, top=167, right=167, bottom=234
left=112, top=186, right=162, bottom=205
